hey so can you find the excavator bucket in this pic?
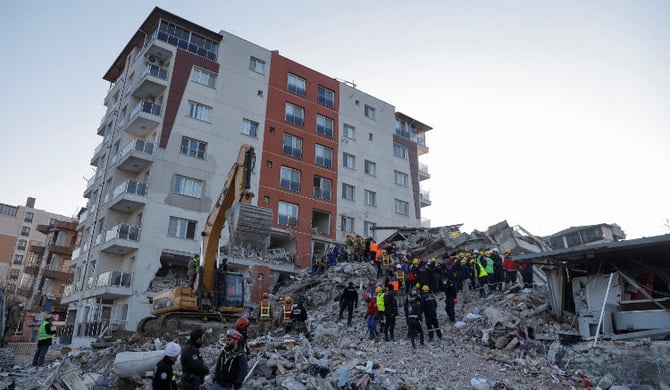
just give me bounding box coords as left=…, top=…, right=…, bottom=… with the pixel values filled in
left=226, top=201, right=273, bottom=251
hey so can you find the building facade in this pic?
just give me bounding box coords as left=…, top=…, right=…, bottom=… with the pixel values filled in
left=63, top=7, right=431, bottom=340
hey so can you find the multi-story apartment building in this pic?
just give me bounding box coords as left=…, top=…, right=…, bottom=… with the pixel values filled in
left=63, top=7, right=431, bottom=342
left=0, top=197, right=77, bottom=316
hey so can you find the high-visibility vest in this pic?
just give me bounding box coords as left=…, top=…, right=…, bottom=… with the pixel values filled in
left=38, top=321, right=52, bottom=341
left=376, top=293, right=385, bottom=312
left=283, top=304, right=293, bottom=321
left=259, top=300, right=271, bottom=318
left=389, top=281, right=399, bottom=291
left=477, top=259, right=488, bottom=278
left=484, top=256, right=494, bottom=274
left=396, top=270, right=405, bottom=284
left=381, top=254, right=390, bottom=266
left=370, top=243, right=378, bottom=259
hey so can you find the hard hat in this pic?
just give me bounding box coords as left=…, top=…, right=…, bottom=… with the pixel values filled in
left=422, top=285, right=430, bottom=292
left=415, top=283, right=421, bottom=289
left=236, top=317, right=250, bottom=329
left=473, top=249, right=479, bottom=254
left=503, top=249, right=511, bottom=254
left=412, top=259, right=419, bottom=265
left=375, top=286, right=383, bottom=293
left=284, top=296, right=292, bottom=303
left=225, top=329, right=242, bottom=341
left=164, top=342, right=181, bottom=357
left=492, top=248, right=499, bottom=253
left=460, top=259, right=467, bottom=265
left=469, top=259, right=475, bottom=265
left=396, top=264, right=402, bottom=269
left=262, top=292, right=269, bottom=298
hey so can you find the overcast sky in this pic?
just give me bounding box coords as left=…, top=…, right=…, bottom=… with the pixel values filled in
left=1, top=1, right=668, bottom=239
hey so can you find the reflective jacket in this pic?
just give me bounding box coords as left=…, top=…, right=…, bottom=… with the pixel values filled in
left=259, top=299, right=271, bottom=319
left=375, top=292, right=386, bottom=312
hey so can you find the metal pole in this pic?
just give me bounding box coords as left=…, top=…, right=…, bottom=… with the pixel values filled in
left=592, top=272, right=614, bottom=348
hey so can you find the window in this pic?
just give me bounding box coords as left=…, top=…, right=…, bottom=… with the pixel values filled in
left=287, top=73, right=306, bottom=96
left=24, top=212, right=34, bottom=223
left=313, top=176, right=332, bottom=201
left=9, top=269, right=19, bottom=280
left=21, top=226, right=30, bottom=236
left=581, top=228, right=604, bottom=243
left=364, top=190, right=377, bottom=206
left=318, top=85, right=335, bottom=108
left=180, top=136, right=207, bottom=159
left=364, top=221, right=376, bottom=238
left=280, top=166, right=301, bottom=192
left=17, top=239, right=27, bottom=250
left=285, top=102, right=304, bottom=126
left=364, top=105, right=376, bottom=120
left=342, top=124, right=355, bottom=140
left=278, top=201, right=299, bottom=227
left=565, top=232, right=582, bottom=247
left=364, top=160, right=376, bottom=176
left=316, top=114, right=334, bottom=137
left=369, top=133, right=374, bottom=141
left=168, top=217, right=197, bottom=239
left=343, top=153, right=355, bottom=169
left=315, top=145, right=333, bottom=168
left=393, top=143, right=408, bottom=159
left=395, top=199, right=409, bottom=216
left=173, top=175, right=203, bottom=198
left=242, top=118, right=258, bottom=137
left=187, top=101, right=212, bottom=122
left=249, top=57, right=265, bottom=74
left=0, top=204, right=18, bottom=216
left=342, top=183, right=355, bottom=201
left=341, top=216, right=354, bottom=233
left=394, top=170, right=409, bottom=186
left=191, top=67, right=216, bottom=88
left=13, top=254, right=23, bottom=265
left=282, top=133, right=303, bottom=158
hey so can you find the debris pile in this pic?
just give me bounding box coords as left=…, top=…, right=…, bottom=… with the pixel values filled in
left=2, top=262, right=669, bottom=389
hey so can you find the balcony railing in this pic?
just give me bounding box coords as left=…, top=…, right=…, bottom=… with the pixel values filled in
left=140, top=63, right=168, bottom=81
left=104, top=224, right=141, bottom=242
left=130, top=100, right=161, bottom=120
left=97, top=270, right=133, bottom=288
left=110, top=139, right=155, bottom=166
left=104, top=180, right=148, bottom=204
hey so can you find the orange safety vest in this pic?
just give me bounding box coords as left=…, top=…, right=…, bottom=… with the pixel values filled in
left=259, top=300, right=271, bottom=319
left=370, top=243, right=378, bottom=261
left=283, top=304, right=293, bottom=321
left=396, top=270, right=405, bottom=284
left=389, top=280, right=399, bottom=291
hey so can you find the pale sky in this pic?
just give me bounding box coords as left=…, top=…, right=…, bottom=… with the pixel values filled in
left=1, top=1, right=668, bottom=239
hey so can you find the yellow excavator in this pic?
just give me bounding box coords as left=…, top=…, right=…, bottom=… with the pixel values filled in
left=138, top=144, right=273, bottom=333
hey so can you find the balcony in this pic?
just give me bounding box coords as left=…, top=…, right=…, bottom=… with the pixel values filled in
left=418, top=163, right=430, bottom=181
left=99, top=224, right=141, bottom=254
left=104, top=180, right=148, bottom=213
left=43, top=262, right=74, bottom=283
left=419, top=190, right=432, bottom=207
left=125, top=100, right=161, bottom=137
left=48, top=243, right=74, bottom=256
left=24, top=261, right=40, bottom=275
left=83, top=170, right=104, bottom=199
left=135, top=29, right=174, bottom=65
left=16, top=287, right=32, bottom=298
left=111, top=139, right=155, bottom=173
left=83, top=270, right=134, bottom=300
left=29, top=244, right=45, bottom=254
left=132, top=64, right=169, bottom=100
left=417, top=133, right=429, bottom=156
left=90, top=136, right=111, bottom=167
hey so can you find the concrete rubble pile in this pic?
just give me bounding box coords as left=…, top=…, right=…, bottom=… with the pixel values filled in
left=2, top=262, right=669, bottom=389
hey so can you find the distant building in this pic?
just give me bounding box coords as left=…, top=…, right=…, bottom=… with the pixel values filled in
left=546, top=223, right=625, bottom=250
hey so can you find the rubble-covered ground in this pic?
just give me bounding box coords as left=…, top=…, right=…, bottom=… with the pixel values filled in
left=2, top=262, right=669, bottom=389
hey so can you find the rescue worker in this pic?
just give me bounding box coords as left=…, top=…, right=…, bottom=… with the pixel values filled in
left=188, top=255, right=199, bottom=288
left=421, top=285, right=442, bottom=341
left=502, top=249, right=518, bottom=288
left=32, top=316, right=56, bottom=367
left=520, top=257, right=534, bottom=290
left=311, top=249, right=321, bottom=276
left=475, top=252, right=489, bottom=298
left=234, top=317, right=250, bottom=354
left=153, top=342, right=180, bottom=390
left=396, top=264, right=406, bottom=296
left=282, top=296, right=294, bottom=333
left=404, top=288, right=424, bottom=349
left=491, top=248, right=504, bottom=292
left=257, top=292, right=272, bottom=335
left=407, top=259, right=419, bottom=294
left=213, top=329, right=248, bottom=390
left=338, top=282, right=358, bottom=326
left=383, top=284, right=398, bottom=342
left=290, top=298, right=308, bottom=335
left=363, top=292, right=379, bottom=340
left=375, top=286, right=386, bottom=337
left=440, top=266, right=459, bottom=323
left=180, top=329, right=210, bottom=389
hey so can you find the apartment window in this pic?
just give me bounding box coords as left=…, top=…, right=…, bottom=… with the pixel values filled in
left=341, top=216, right=354, bottom=233
left=17, top=239, right=27, bottom=250
left=313, top=176, right=332, bottom=201
left=278, top=201, right=299, bottom=227
left=173, top=175, right=203, bottom=198
left=287, top=73, right=306, bottom=96
left=249, top=57, right=265, bottom=74
left=316, top=114, right=334, bottom=137
left=242, top=118, right=258, bottom=137
left=191, top=67, right=216, bottom=88
left=395, top=199, right=410, bottom=216
left=13, top=254, right=23, bottom=265
left=21, top=226, right=30, bottom=236
left=187, top=101, right=212, bottom=122
left=9, top=269, right=19, bottom=280
left=180, top=136, right=207, bottom=159
left=168, top=216, right=197, bottom=239
left=364, top=105, right=376, bottom=120
left=285, top=102, right=304, bottom=126
left=282, top=133, right=303, bottom=158
left=393, top=143, right=408, bottom=159
left=24, top=212, right=34, bottom=223
left=364, top=190, right=377, bottom=206
left=280, top=166, right=301, bottom=192
left=0, top=204, right=18, bottom=216
left=364, top=221, right=376, bottom=238
left=315, top=144, right=333, bottom=168
left=364, top=160, right=376, bottom=176
left=342, top=124, right=355, bottom=140
left=318, top=85, right=335, bottom=108
left=343, top=153, right=355, bottom=169
left=394, top=170, right=409, bottom=186
left=342, top=183, right=355, bottom=201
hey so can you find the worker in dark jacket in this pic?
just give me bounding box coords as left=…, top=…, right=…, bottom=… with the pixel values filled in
left=338, top=282, right=359, bottom=326
left=180, top=329, right=210, bottom=389
left=152, top=342, right=180, bottom=390
left=213, top=329, right=248, bottom=390
left=383, top=284, right=398, bottom=341
left=32, top=316, right=56, bottom=366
